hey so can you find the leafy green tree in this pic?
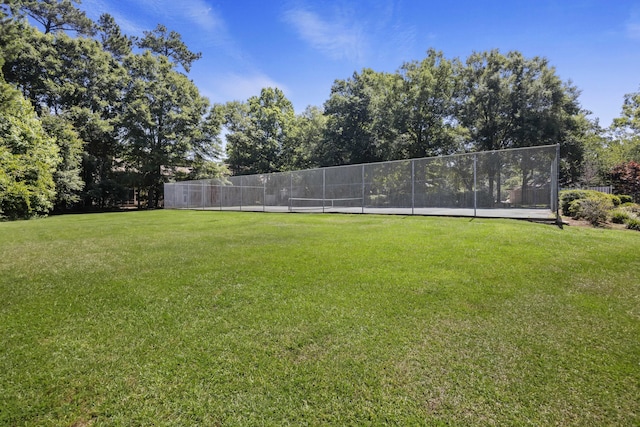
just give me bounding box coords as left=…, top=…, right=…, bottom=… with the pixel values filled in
left=609, top=88, right=640, bottom=163
left=0, top=23, right=57, bottom=112
left=250, top=87, right=295, bottom=172
left=1, top=23, right=128, bottom=207
left=121, top=52, right=212, bottom=207
left=614, top=89, right=640, bottom=133
left=40, top=114, right=84, bottom=210
left=136, top=24, right=201, bottom=73
left=9, top=0, right=95, bottom=35
left=287, top=105, right=327, bottom=170
left=224, top=88, right=295, bottom=174
left=223, top=100, right=258, bottom=175
left=569, top=117, right=608, bottom=186
left=558, top=113, right=603, bottom=187
left=97, top=13, right=132, bottom=60
left=49, top=33, right=128, bottom=208
left=1, top=0, right=19, bottom=22
left=393, top=49, right=463, bottom=158
left=0, top=77, right=60, bottom=219
left=459, top=50, right=583, bottom=202
left=181, top=160, right=228, bottom=181
left=322, top=69, right=393, bottom=166
left=577, top=88, right=640, bottom=187
left=459, top=50, right=578, bottom=151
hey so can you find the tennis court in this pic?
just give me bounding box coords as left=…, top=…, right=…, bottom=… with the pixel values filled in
left=165, top=145, right=559, bottom=221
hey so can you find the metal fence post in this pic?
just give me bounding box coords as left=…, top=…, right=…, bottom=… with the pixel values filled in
left=473, top=154, right=477, bottom=217
left=322, top=168, right=326, bottom=213
left=361, top=164, right=365, bottom=214
left=551, top=144, right=562, bottom=225
left=411, top=160, right=415, bottom=215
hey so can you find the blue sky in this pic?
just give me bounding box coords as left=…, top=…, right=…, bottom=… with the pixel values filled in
left=78, top=0, right=640, bottom=127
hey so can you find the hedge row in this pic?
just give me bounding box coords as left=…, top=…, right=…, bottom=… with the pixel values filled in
left=560, top=190, right=639, bottom=228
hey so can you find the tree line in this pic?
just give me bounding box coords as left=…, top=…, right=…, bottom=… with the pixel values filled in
left=1, top=0, right=223, bottom=218
left=222, top=51, right=639, bottom=200
left=2, top=0, right=639, bottom=220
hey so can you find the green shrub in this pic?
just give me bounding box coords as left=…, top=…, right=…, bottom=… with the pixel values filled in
left=620, top=202, right=640, bottom=214
left=618, top=195, right=633, bottom=204
left=567, top=199, right=582, bottom=218
left=626, top=218, right=640, bottom=231
left=560, top=190, right=621, bottom=218
left=560, top=190, right=590, bottom=216
left=611, top=210, right=631, bottom=224
left=575, top=198, right=613, bottom=227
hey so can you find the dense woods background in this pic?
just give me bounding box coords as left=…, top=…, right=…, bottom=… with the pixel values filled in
left=1, top=0, right=639, bottom=219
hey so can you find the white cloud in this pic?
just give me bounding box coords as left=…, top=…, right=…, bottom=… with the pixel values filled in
left=626, top=9, right=640, bottom=40
left=204, top=73, right=291, bottom=103
left=133, top=0, right=224, bottom=33
left=627, top=21, right=640, bottom=40
left=186, top=6, right=223, bottom=33
left=111, top=13, right=147, bottom=36
left=283, top=7, right=367, bottom=62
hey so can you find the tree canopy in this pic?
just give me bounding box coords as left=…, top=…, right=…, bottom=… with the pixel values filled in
left=220, top=49, right=636, bottom=196
left=0, top=76, right=60, bottom=219
left=10, top=0, right=95, bottom=35
left=1, top=1, right=223, bottom=213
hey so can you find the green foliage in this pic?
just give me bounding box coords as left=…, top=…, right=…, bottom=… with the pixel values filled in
left=621, top=202, right=640, bottom=214
left=121, top=52, right=214, bottom=207
left=97, top=13, right=132, bottom=59
left=567, top=198, right=613, bottom=226
left=618, top=194, right=633, bottom=204
left=224, top=87, right=295, bottom=174
left=40, top=114, right=84, bottom=210
left=560, top=189, right=591, bottom=216
left=322, top=68, right=399, bottom=165
left=9, top=0, right=95, bottom=36
left=136, top=23, right=201, bottom=73
left=287, top=105, right=327, bottom=170
left=626, top=217, right=640, bottom=231
left=183, top=160, right=229, bottom=181
left=0, top=20, right=129, bottom=210
left=612, top=88, right=640, bottom=139
left=0, top=5, right=615, bottom=216
left=1, top=10, right=223, bottom=214
left=560, top=189, right=619, bottom=217
left=393, top=49, right=462, bottom=158
left=560, top=188, right=638, bottom=226
left=0, top=80, right=60, bottom=219
left=610, top=209, right=631, bottom=224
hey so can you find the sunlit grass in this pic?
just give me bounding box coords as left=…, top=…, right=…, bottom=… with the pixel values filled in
left=1, top=210, right=639, bottom=425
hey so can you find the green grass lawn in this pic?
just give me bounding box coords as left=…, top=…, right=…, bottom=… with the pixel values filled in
left=1, top=211, right=639, bottom=426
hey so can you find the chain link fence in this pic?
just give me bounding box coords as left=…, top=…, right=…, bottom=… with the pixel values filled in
left=165, top=145, right=559, bottom=220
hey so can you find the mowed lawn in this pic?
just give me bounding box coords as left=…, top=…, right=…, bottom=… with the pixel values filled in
left=1, top=211, right=639, bottom=426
